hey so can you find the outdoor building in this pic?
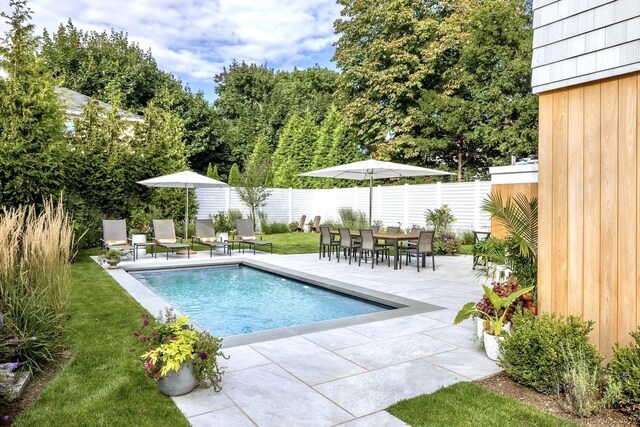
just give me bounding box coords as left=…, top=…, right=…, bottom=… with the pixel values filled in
left=55, top=86, right=142, bottom=132
left=533, top=0, right=640, bottom=351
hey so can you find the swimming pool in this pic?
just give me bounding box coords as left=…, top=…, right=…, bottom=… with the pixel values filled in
left=131, top=265, right=390, bottom=337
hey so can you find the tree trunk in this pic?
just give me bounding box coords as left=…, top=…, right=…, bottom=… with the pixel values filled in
left=457, top=150, right=463, bottom=182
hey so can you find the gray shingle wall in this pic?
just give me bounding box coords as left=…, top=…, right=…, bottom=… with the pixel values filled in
left=532, top=0, right=640, bottom=93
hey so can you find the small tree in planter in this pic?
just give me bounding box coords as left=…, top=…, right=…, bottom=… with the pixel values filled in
left=236, top=161, right=271, bottom=230
left=425, top=205, right=461, bottom=255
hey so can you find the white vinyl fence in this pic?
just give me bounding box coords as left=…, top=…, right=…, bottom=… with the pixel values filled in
left=196, top=181, right=492, bottom=231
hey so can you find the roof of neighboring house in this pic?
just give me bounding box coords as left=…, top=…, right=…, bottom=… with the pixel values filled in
left=55, top=87, right=143, bottom=122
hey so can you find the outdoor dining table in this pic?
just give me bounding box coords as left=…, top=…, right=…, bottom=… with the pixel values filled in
left=329, top=230, right=419, bottom=270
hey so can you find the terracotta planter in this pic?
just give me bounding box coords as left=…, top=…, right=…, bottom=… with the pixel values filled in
left=156, top=362, right=197, bottom=396
left=484, top=333, right=504, bottom=361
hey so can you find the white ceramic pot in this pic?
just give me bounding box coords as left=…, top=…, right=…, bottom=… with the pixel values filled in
left=131, top=234, right=147, bottom=257
left=475, top=317, right=485, bottom=340
left=483, top=333, right=504, bottom=361
left=217, top=232, right=229, bottom=242
left=156, top=362, right=197, bottom=396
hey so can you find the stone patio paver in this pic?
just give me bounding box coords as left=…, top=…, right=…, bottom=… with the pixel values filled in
left=250, top=336, right=366, bottom=385
left=337, top=411, right=408, bottom=426
left=222, top=363, right=353, bottom=426
left=425, top=348, right=503, bottom=380
left=110, top=252, right=497, bottom=426
left=335, top=333, right=456, bottom=370
left=314, top=359, right=464, bottom=417
left=189, top=406, right=256, bottom=427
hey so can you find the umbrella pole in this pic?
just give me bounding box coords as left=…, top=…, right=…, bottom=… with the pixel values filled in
left=369, top=175, right=373, bottom=227
left=185, top=185, right=189, bottom=242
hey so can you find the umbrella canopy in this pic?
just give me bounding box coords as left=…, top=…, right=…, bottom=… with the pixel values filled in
left=138, top=170, right=227, bottom=241
left=300, top=159, right=454, bottom=226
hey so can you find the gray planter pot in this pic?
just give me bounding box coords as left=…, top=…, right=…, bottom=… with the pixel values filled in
left=156, top=362, right=197, bottom=396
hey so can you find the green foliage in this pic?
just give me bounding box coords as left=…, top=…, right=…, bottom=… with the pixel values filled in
left=261, top=222, right=290, bottom=234
left=433, top=232, right=461, bottom=255
left=335, top=0, right=537, bottom=179
left=459, top=229, right=475, bottom=245
left=561, top=348, right=604, bottom=417
left=213, top=61, right=338, bottom=164
left=206, top=163, right=221, bottom=181
left=454, top=282, right=534, bottom=336
left=14, top=253, right=189, bottom=426
left=134, top=309, right=227, bottom=390
left=425, top=205, right=456, bottom=234
left=248, top=134, right=272, bottom=172
left=607, top=328, right=640, bottom=404
left=337, top=207, right=368, bottom=230
left=227, top=163, right=241, bottom=186
left=211, top=211, right=233, bottom=233
left=499, top=312, right=602, bottom=394
left=236, top=161, right=272, bottom=228
left=482, top=192, right=538, bottom=288
left=0, top=1, right=67, bottom=207
left=1, top=288, right=64, bottom=374
left=271, top=112, right=319, bottom=188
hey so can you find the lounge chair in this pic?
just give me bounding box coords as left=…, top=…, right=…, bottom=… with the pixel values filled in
left=319, top=225, right=339, bottom=260
left=296, top=215, right=307, bottom=232
left=310, top=216, right=321, bottom=233
left=358, top=229, right=390, bottom=269
left=152, top=219, right=190, bottom=260
left=400, top=230, right=435, bottom=271
left=102, top=220, right=135, bottom=260
left=235, top=218, right=273, bottom=254
left=337, top=228, right=359, bottom=264
left=192, top=219, right=229, bottom=257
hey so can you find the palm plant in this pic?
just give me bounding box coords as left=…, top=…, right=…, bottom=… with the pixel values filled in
left=481, top=192, right=538, bottom=288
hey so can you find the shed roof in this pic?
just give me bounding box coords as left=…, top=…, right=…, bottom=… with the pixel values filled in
left=55, top=87, right=143, bottom=122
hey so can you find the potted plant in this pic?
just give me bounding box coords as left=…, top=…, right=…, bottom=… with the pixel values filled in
left=212, top=212, right=232, bottom=243
left=133, top=308, right=228, bottom=396
left=130, top=209, right=151, bottom=257
left=454, top=281, right=535, bottom=361
left=101, top=249, right=122, bottom=269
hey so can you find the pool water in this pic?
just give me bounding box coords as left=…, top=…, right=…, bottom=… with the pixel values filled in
left=131, top=266, right=389, bottom=336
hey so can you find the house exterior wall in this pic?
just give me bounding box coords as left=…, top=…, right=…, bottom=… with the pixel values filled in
left=537, top=72, right=640, bottom=352
left=532, top=0, right=640, bottom=94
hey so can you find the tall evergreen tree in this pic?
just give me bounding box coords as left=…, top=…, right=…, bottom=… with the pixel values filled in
left=206, top=163, right=221, bottom=181
left=327, top=123, right=363, bottom=188
left=247, top=134, right=271, bottom=171
left=0, top=0, right=66, bottom=207
left=227, top=163, right=241, bottom=186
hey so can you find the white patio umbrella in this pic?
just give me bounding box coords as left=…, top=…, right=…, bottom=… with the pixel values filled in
left=137, top=170, right=228, bottom=242
left=300, top=159, right=454, bottom=226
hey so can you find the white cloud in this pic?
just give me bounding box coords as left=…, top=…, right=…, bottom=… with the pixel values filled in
left=0, top=0, right=340, bottom=87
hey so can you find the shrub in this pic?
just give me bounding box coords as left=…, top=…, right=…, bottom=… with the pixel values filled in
left=499, top=312, right=602, bottom=394
left=562, top=348, right=603, bottom=417
left=337, top=207, right=368, bottom=230
left=288, top=222, right=299, bottom=232
left=459, top=229, right=475, bottom=245
left=228, top=209, right=243, bottom=226
left=433, top=233, right=461, bottom=255
left=262, top=222, right=289, bottom=234
left=425, top=205, right=456, bottom=234
left=607, top=328, right=640, bottom=404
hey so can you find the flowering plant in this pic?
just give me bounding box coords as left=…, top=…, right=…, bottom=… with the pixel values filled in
left=133, top=308, right=228, bottom=391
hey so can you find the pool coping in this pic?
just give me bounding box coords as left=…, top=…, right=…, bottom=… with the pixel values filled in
left=98, top=256, right=445, bottom=347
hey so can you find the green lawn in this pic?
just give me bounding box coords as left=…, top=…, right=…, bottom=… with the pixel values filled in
left=15, top=251, right=189, bottom=427
left=388, top=382, right=575, bottom=427
left=260, top=232, right=320, bottom=254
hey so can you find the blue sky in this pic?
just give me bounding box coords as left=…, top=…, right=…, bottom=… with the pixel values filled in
left=1, top=0, right=342, bottom=99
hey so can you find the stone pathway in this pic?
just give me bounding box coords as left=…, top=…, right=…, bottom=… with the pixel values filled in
left=138, top=253, right=503, bottom=426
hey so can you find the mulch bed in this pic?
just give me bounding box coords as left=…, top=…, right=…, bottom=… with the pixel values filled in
left=476, top=372, right=637, bottom=426
left=1, top=351, right=71, bottom=426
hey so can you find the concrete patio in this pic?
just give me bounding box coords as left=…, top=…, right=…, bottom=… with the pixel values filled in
left=107, top=251, right=500, bottom=426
